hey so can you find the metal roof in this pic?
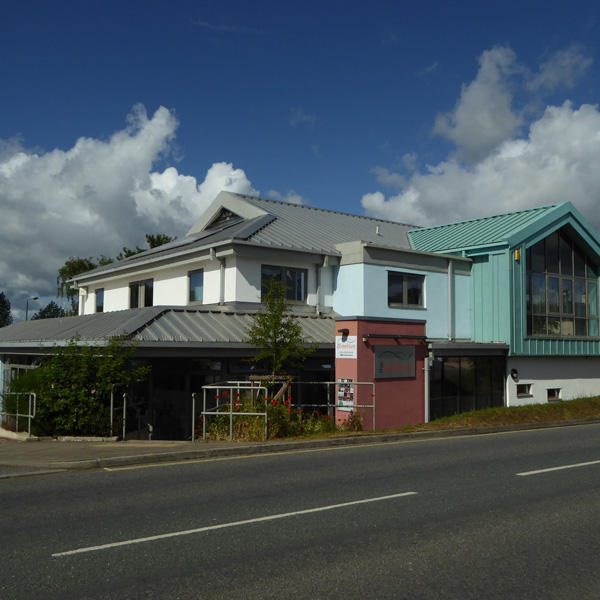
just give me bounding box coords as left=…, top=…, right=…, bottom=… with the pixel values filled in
left=0, top=307, right=335, bottom=348
left=408, top=203, right=564, bottom=253
left=72, top=193, right=418, bottom=282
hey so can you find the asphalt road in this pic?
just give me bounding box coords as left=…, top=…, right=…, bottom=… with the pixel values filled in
left=1, top=424, right=599, bottom=599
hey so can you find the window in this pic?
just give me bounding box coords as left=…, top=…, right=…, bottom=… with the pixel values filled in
left=388, top=271, right=424, bottom=308
left=526, top=228, right=599, bottom=337
left=261, top=265, right=307, bottom=302
left=516, top=383, right=533, bottom=397
left=547, top=388, right=562, bottom=402
left=95, top=289, right=104, bottom=313
left=188, top=270, right=203, bottom=303
left=129, top=280, right=153, bottom=308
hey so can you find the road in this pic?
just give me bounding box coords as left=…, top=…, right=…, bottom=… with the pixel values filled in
left=1, top=424, right=599, bottom=599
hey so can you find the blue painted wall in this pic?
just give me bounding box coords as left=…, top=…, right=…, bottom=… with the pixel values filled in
left=334, top=263, right=471, bottom=339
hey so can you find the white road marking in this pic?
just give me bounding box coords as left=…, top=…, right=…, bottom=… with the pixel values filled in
left=517, top=459, right=600, bottom=476
left=52, top=491, right=417, bottom=557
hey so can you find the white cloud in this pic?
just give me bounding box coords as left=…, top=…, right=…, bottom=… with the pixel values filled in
left=433, top=45, right=523, bottom=163
left=363, top=45, right=599, bottom=231
left=0, top=104, right=257, bottom=319
left=290, top=108, right=316, bottom=128
left=528, top=45, right=593, bottom=92
left=266, top=189, right=304, bottom=204
left=362, top=101, right=600, bottom=229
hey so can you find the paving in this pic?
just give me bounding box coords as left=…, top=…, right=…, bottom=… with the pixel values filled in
left=1, top=418, right=599, bottom=478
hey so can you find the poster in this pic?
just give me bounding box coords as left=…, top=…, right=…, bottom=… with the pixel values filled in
left=337, top=378, right=354, bottom=411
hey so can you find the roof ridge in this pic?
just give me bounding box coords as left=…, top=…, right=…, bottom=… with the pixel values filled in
left=232, top=193, right=420, bottom=228
left=410, top=202, right=565, bottom=233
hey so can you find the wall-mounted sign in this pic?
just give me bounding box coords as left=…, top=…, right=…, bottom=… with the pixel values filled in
left=374, top=345, right=416, bottom=379
left=336, top=336, right=357, bottom=359
left=337, top=378, right=354, bottom=411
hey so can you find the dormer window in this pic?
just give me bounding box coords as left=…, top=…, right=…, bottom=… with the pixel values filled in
left=206, top=208, right=242, bottom=230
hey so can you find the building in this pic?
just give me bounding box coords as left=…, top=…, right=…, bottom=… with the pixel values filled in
left=1, top=193, right=599, bottom=438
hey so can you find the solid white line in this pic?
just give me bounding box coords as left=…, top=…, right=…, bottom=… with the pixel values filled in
left=52, top=491, right=418, bottom=557
left=517, top=459, right=600, bottom=477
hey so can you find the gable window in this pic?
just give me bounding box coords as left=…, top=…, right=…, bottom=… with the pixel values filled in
left=129, top=279, right=153, bottom=309
left=189, top=270, right=203, bottom=303
left=388, top=271, right=424, bottom=308
left=95, top=288, right=104, bottom=313
left=526, top=228, right=599, bottom=337
left=261, top=265, right=307, bottom=302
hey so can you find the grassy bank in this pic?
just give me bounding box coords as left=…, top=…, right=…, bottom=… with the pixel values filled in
left=370, top=396, right=600, bottom=435
left=308, top=396, right=600, bottom=440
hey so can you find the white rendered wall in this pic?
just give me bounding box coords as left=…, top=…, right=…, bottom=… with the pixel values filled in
left=506, top=356, right=600, bottom=406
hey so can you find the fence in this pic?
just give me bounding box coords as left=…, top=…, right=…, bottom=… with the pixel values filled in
left=0, top=392, right=37, bottom=437
left=194, top=380, right=375, bottom=442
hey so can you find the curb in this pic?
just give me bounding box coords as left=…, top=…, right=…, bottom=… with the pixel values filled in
left=3, top=417, right=597, bottom=472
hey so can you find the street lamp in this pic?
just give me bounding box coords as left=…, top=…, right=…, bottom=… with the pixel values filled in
left=25, top=296, right=38, bottom=321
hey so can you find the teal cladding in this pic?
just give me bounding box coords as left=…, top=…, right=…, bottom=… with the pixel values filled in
left=471, top=252, right=511, bottom=344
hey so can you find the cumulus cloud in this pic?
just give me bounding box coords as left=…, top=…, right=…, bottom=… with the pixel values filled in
left=363, top=101, right=600, bottom=228
left=0, top=104, right=257, bottom=318
left=363, top=45, right=598, bottom=230
left=433, top=45, right=523, bottom=163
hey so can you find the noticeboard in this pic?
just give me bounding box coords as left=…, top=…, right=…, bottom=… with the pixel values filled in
left=374, top=345, right=416, bottom=379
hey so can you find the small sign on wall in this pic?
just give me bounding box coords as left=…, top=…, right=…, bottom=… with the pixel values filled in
left=337, top=378, right=354, bottom=411
left=336, top=336, right=357, bottom=359
left=374, top=345, right=416, bottom=379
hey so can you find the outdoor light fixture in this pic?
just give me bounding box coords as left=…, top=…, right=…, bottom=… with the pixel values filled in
left=510, top=368, right=519, bottom=381
left=25, top=296, right=39, bottom=321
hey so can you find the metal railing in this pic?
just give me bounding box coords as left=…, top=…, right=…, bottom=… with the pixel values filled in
left=0, top=392, right=37, bottom=437
left=194, top=380, right=376, bottom=441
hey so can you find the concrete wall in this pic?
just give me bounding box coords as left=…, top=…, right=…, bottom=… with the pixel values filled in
left=506, top=356, right=600, bottom=406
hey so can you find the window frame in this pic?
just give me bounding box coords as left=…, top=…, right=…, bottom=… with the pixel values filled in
left=525, top=229, right=599, bottom=339
left=129, top=279, right=153, bottom=309
left=387, top=271, right=425, bottom=308
left=188, top=269, right=204, bottom=304
left=95, top=288, right=104, bottom=313
left=261, top=265, right=308, bottom=302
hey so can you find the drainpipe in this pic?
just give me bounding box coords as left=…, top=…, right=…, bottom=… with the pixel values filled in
left=423, top=351, right=431, bottom=423
left=218, top=257, right=226, bottom=305
left=316, top=265, right=321, bottom=315
left=447, top=258, right=454, bottom=341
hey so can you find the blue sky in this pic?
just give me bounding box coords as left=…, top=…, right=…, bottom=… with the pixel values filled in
left=1, top=0, right=600, bottom=318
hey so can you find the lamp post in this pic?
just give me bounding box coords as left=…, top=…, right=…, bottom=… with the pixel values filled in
left=25, top=296, right=38, bottom=321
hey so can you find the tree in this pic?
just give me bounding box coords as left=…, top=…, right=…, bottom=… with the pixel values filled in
left=245, top=278, right=316, bottom=386
left=31, top=301, right=67, bottom=320
left=16, top=337, right=151, bottom=437
left=0, top=292, right=13, bottom=327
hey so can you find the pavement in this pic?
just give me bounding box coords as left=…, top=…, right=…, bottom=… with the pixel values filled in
left=1, top=418, right=600, bottom=478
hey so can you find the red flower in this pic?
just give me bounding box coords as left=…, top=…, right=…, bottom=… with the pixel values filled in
left=288, top=407, right=293, bottom=414
left=222, top=391, right=228, bottom=397
left=297, top=410, right=301, bottom=414
left=283, top=400, right=289, bottom=406
left=271, top=399, right=277, bottom=406
left=214, top=395, right=219, bottom=400
left=243, top=424, right=247, bottom=428
left=200, top=417, right=204, bottom=421
left=288, top=396, right=292, bottom=400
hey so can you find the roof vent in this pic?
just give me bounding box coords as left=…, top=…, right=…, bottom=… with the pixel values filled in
left=376, top=225, right=381, bottom=236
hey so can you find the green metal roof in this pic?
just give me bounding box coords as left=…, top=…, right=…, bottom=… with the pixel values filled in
left=408, top=203, right=565, bottom=253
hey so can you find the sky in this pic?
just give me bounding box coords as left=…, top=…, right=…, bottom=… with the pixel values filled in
left=1, top=0, right=600, bottom=319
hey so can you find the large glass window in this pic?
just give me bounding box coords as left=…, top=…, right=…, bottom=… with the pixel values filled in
left=526, top=228, right=599, bottom=337
left=388, top=271, right=424, bottom=308
left=129, top=280, right=153, bottom=309
left=261, top=265, right=307, bottom=302
left=188, top=270, right=203, bottom=303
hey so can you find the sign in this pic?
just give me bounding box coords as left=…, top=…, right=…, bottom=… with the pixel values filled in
left=337, top=378, right=354, bottom=411
left=374, top=345, right=416, bottom=379
left=336, top=335, right=357, bottom=359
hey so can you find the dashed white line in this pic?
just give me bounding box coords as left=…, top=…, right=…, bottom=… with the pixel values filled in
left=517, top=459, right=600, bottom=476
left=52, top=491, right=418, bottom=557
